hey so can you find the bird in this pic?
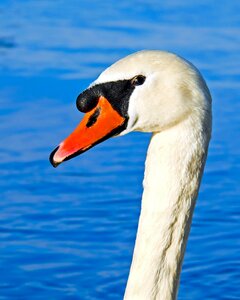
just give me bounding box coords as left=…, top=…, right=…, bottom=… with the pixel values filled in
left=50, top=50, right=212, bottom=300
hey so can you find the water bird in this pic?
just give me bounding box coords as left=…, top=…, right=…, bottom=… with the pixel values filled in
left=50, top=50, right=212, bottom=300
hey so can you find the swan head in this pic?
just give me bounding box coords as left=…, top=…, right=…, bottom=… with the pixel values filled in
left=50, top=50, right=212, bottom=167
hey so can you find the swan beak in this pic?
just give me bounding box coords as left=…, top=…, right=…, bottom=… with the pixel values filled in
left=49, top=96, right=126, bottom=167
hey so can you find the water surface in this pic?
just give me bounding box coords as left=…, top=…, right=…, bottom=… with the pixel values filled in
left=0, top=1, right=239, bottom=299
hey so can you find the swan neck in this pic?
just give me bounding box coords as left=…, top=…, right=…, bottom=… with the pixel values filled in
left=124, top=118, right=210, bottom=300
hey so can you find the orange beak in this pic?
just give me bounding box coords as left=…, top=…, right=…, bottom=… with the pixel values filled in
left=50, top=96, right=126, bottom=167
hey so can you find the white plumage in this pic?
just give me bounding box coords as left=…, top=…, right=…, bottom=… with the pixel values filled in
left=51, top=50, right=212, bottom=299
left=95, top=51, right=212, bottom=299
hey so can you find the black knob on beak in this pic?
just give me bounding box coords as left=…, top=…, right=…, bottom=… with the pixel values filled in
left=76, top=87, right=100, bottom=113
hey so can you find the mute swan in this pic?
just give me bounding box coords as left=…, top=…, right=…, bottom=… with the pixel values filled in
left=50, top=50, right=212, bottom=300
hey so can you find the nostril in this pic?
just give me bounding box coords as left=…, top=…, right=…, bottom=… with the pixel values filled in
left=86, top=107, right=101, bottom=128
left=76, top=92, right=99, bottom=113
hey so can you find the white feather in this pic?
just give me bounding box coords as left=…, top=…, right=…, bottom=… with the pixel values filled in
left=94, top=50, right=212, bottom=299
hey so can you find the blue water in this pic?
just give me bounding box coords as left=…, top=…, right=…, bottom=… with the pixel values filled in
left=0, top=1, right=239, bottom=299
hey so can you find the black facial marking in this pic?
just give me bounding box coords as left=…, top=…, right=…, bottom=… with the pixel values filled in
left=86, top=107, right=101, bottom=128
left=76, top=75, right=146, bottom=118
left=100, top=80, right=134, bottom=117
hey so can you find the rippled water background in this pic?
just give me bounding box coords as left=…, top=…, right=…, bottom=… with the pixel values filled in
left=0, top=1, right=239, bottom=299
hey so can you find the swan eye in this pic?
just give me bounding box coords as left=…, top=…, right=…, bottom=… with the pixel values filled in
left=131, top=75, right=146, bottom=86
